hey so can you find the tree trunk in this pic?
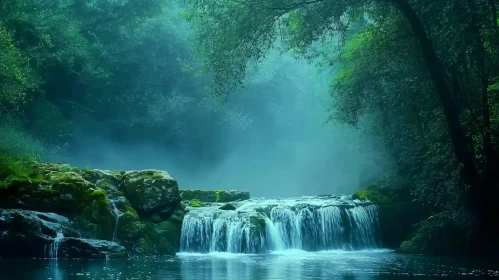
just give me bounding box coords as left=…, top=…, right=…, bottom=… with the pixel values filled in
left=391, top=0, right=481, bottom=190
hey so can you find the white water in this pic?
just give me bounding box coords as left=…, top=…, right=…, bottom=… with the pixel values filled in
left=110, top=200, right=124, bottom=242
left=44, top=230, right=64, bottom=259
left=180, top=196, right=379, bottom=254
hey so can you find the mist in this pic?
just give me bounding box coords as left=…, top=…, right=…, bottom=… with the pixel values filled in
left=55, top=56, right=385, bottom=197
left=46, top=3, right=387, bottom=198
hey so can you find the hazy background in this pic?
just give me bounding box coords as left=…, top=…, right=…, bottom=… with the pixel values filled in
left=46, top=3, right=387, bottom=198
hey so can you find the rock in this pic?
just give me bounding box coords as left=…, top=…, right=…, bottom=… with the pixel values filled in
left=121, top=170, right=181, bottom=217
left=219, top=203, right=236, bottom=210
left=0, top=209, right=80, bottom=258
left=58, top=238, right=127, bottom=259
left=180, top=190, right=250, bottom=202
left=133, top=237, right=154, bottom=255
left=216, top=190, right=250, bottom=202
left=0, top=161, right=185, bottom=257
left=0, top=164, right=115, bottom=240
left=154, top=221, right=182, bottom=253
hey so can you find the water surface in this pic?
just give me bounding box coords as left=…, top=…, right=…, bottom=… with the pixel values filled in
left=2, top=250, right=499, bottom=279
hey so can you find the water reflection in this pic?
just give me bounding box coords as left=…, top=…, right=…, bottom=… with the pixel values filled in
left=1, top=250, right=499, bottom=279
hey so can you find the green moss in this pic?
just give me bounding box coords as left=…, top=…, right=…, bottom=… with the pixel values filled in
left=91, top=189, right=109, bottom=207
left=134, top=237, right=154, bottom=255
left=352, top=184, right=393, bottom=205
left=0, top=157, right=45, bottom=185
left=219, top=203, right=236, bottom=210
left=398, top=212, right=469, bottom=255
left=125, top=206, right=140, bottom=219
left=216, top=190, right=226, bottom=202
left=189, top=200, right=202, bottom=207
left=157, top=237, right=175, bottom=255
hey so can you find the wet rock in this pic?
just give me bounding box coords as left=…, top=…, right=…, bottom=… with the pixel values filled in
left=58, top=238, right=127, bottom=259
left=121, top=170, right=181, bottom=217
left=0, top=161, right=186, bottom=257
left=0, top=209, right=79, bottom=258
left=219, top=203, right=236, bottom=210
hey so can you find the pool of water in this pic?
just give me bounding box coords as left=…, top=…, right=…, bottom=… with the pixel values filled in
left=2, top=250, right=499, bottom=279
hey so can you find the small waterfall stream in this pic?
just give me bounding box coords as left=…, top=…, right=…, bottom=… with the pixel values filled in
left=110, top=200, right=124, bottom=242
left=180, top=196, right=379, bottom=254
left=44, top=230, right=64, bottom=259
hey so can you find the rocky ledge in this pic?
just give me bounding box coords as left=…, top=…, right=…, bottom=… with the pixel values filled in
left=180, top=189, right=250, bottom=203
left=0, top=162, right=186, bottom=259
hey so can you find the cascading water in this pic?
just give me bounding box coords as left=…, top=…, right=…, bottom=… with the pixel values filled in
left=44, top=230, right=64, bottom=259
left=110, top=200, right=123, bottom=242
left=180, top=196, right=380, bottom=254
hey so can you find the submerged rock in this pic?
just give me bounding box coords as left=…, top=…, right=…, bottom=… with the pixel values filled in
left=180, top=190, right=250, bottom=202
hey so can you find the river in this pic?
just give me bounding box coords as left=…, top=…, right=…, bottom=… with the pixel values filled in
left=2, top=250, right=499, bottom=279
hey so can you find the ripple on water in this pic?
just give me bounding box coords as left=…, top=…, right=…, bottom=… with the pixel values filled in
left=1, top=251, right=499, bottom=279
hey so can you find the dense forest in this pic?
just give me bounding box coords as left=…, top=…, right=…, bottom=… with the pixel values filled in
left=1, top=0, right=499, bottom=257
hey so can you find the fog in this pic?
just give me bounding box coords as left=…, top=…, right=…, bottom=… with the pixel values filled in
left=50, top=4, right=387, bottom=198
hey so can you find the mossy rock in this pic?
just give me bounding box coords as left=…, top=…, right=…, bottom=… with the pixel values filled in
left=155, top=221, right=182, bottom=253
left=121, top=170, right=181, bottom=217
left=180, top=190, right=217, bottom=201
left=398, top=212, right=470, bottom=255
left=353, top=183, right=427, bottom=249
left=0, top=161, right=185, bottom=256
left=180, top=189, right=250, bottom=202
left=219, top=203, right=236, bottom=210
left=352, top=184, right=394, bottom=205
left=188, top=200, right=202, bottom=207
left=133, top=237, right=154, bottom=255
left=0, top=162, right=116, bottom=240
left=156, top=237, right=176, bottom=255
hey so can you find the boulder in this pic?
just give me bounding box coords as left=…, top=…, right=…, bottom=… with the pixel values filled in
left=58, top=238, right=127, bottom=259
left=121, top=170, right=181, bottom=217
left=0, top=161, right=185, bottom=258
left=0, top=209, right=79, bottom=258
left=219, top=203, right=236, bottom=210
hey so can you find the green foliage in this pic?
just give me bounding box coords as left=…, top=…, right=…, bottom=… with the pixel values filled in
left=0, top=122, right=45, bottom=161
left=352, top=185, right=393, bottom=206
left=215, top=190, right=226, bottom=202
left=398, top=211, right=472, bottom=255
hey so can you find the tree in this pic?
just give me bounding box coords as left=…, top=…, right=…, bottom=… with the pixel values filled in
left=184, top=0, right=499, bottom=252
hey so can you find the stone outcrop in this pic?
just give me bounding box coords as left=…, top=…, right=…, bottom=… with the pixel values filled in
left=0, top=162, right=185, bottom=259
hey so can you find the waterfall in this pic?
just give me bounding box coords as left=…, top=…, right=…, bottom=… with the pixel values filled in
left=180, top=197, right=380, bottom=254
left=110, top=200, right=123, bottom=242
left=44, top=230, right=64, bottom=259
